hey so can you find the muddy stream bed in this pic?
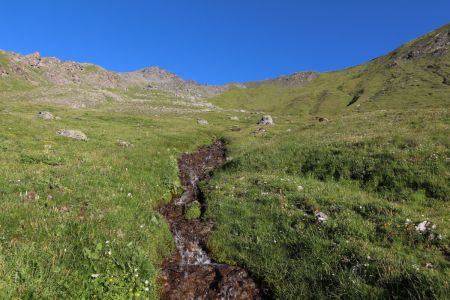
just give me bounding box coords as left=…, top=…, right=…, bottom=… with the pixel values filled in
left=159, top=140, right=269, bottom=299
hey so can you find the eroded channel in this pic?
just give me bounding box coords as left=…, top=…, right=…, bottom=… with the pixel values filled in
left=159, top=140, right=267, bottom=299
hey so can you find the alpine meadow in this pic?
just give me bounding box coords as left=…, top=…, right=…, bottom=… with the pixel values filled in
left=0, top=17, right=449, bottom=300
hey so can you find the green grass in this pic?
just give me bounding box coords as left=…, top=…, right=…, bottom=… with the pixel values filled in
left=185, top=201, right=201, bottom=220
left=1, top=92, right=449, bottom=299
left=0, top=100, right=226, bottom=299
left=0, top=51, right=9, bottom=67
left=203, top=108, right=449, bottom=299
left=0, top=78, right=34, bottom=93
left=84, top=64, right=101, bottom=73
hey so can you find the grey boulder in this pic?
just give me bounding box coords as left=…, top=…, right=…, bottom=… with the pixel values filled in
left=258, top=115, right=274, bottom=125
left=37, top=111, right=54, bottom=120
left=197, top=118, right=209, bottom=125
left=57, top=129, right=88, bottom=141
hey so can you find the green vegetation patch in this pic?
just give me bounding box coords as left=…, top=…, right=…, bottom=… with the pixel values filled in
left=185, top=201, right=202, bottom=220
left=203, top=109, right=450, bottom=299
left=0, top=51, right=10, bottom=67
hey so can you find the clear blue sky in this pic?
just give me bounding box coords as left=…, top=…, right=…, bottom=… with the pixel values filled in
left=1, top=1, right=449, bottom=84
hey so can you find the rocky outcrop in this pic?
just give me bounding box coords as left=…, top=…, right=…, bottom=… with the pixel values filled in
left=25, top=52, right=41, bottom=67
left=247, top=71, right=319, bottom=88
left=404, top=29, right=450, bottom=59
left=121, top=67, right=229, bottom=99
left=1, top=50, right=230, bottom=100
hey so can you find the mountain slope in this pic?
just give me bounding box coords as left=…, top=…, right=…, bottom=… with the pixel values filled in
left=1, top=23, right=448, bottom=115
left=209, top=22, right=450, bottom=116
left=0, top=50, right=229, bottom=112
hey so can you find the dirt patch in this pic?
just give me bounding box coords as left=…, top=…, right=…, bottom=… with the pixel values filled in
left=159, top=140, right=269, bottom=299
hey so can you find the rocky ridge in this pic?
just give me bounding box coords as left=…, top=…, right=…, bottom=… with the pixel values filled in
left=0, top=49, right=321, bottom=111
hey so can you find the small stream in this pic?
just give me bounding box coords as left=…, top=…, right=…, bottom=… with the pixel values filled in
left=159, top=140, right=267, bottom=300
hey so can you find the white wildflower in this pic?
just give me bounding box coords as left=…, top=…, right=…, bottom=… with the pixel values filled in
left=416, top=220, right=431, bottom=234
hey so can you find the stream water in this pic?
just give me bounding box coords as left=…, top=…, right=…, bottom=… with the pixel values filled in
left=159, top=140, right=268, bottom=299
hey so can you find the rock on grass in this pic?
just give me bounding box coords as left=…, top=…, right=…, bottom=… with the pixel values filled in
left=314, top=210, right=329, bottom=223
left=37, top=111, right=54, bottom=120
left=57, top=129, right=88, bottom=141
left=252, top=127, right=266, bottom=136
left=258, top=115, right=274, bottom=125
left=316, top=116, right=329, bottom=123
left=197, top=118, right=208, bottom=125
left=116, top=139, right=133, bottom=147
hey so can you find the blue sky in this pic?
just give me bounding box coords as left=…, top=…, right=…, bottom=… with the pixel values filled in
left=1, top=1, right=449, bottom=84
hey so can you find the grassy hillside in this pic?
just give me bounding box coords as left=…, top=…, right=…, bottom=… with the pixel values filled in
left=0, top=101, right=229, bottom=298
left=203, top=108, right=449, bottom=299
left=209, top=23, right=450, bottom=117
left=201, top=24, right=450, bottom=299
